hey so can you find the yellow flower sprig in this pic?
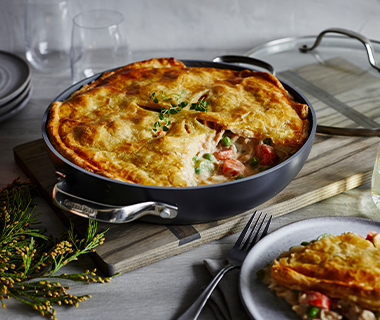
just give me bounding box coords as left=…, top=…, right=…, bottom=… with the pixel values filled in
left=0, top=178, right=116, bottom=319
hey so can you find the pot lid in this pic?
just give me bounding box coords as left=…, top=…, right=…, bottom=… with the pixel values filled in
left=245, top=28, right=380, bottom=136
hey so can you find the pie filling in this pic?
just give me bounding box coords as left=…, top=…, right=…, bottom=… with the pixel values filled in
left=258, top=232, right=380, bottom=320
left=191, top=131, right=285, bottom=185
left=47, top=57, right=310, bottom=187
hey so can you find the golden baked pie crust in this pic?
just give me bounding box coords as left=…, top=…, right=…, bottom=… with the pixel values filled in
left=272, top=232, right=380, bottom=309
left=47, top=57, right=310, bottom=187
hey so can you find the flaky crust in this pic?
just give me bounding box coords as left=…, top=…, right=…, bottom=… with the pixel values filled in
left=47, top=57, right=310, bottom=186
left=272, top=233, right=380, bottom=310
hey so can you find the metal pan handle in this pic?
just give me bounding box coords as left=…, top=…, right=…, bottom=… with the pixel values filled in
left=52, top=175, right=178, bottom=224
left=299, top=27, right=380, bottom=72
left=212, top=55, right=276, bottom=76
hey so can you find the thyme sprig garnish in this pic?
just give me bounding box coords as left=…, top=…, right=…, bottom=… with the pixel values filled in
left=190, top=96, right=209, bottom=112
left=149, top=91, right=188, bottom=133
left=0, top=178, right=115, bottom=319
left=149, top=91, right=210, bottom=134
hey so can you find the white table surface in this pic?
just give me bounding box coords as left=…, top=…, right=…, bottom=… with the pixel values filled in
left=1, top=49, right=380, bottom=320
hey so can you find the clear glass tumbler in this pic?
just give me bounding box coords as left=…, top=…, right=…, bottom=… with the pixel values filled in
left=372, top=143, right=380, bottom=208
left=70, top=9, right=131, bottom=84
left=24, top=0, right=71, bottom=72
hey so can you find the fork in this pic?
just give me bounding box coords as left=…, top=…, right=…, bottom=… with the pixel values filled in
left=177, top=210, right=272, bottom=320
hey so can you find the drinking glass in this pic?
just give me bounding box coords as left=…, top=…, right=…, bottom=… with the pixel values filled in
left=372, top=143, right=380, bottom=208
left=70, top=9, right=131, bottom=84
left=24, top=0, right=71, bottom=72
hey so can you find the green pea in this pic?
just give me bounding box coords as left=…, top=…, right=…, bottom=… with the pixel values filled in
left=194, top=159, right=214, bottom=173
left=263, top=138, right=272, bottom=145
left=203, top=161, right=215, bottom=173
left=203, top=153, right=216, bottom=161
left=220, top=136, right=231, bottom=147
left=256, top=269, right=265, bottom=280
left=194, top=160, right=202, bottom=168
left=306, top=306, right=319, bottom=318
left=195, top=168, right=201, bottom=175
left=249, top=157, right=259, bottom=167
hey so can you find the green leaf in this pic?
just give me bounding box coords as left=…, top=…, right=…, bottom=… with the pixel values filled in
left=150, top=91, right=190, bottom=133
left=190, top=97, right=209, bottom=113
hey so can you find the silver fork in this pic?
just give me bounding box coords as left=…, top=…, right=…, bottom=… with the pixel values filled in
left=177, top=211, right=272, bottom=320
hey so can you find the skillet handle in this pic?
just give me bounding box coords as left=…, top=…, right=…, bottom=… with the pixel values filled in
left=299, top=27, right=380, bottom=73
left=212, top=55, right=276, bottom=76
left=52, top=179, right=178, bottom=224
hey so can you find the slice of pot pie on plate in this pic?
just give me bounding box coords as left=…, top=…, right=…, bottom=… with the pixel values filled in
left=259, top=231, right=380, bottom=320
left=47, top=57, right=310, bottom=187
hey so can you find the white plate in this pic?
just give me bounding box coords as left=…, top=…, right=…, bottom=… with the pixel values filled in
left=239, top=216, right=380, bottom=320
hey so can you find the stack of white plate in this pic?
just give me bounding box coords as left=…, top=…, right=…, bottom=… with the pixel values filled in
left=0, top=51, right=32, bottom=123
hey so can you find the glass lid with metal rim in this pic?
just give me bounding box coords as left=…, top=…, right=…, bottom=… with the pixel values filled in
left=245, top=28, right=380, bottom=136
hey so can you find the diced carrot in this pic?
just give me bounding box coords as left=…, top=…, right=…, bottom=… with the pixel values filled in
left=303, top=291, right=331, bottom=310
left=213, top=148, right=234, bottom=160
left=222, top=159, right=245, bottom=176
left=366, top=230, right=378, bottom=242
left=254, top=144, right=277, bottom=166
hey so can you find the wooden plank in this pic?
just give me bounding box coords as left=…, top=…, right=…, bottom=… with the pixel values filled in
left=13, top=134, right=377, bottom=276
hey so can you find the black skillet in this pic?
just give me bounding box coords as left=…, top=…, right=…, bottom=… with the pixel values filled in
left=41, top=55, right=317, bottom=224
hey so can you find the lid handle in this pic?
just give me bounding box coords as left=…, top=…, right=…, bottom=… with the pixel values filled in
left=299, top=28, right=380, bottom=72
left=212, top=55, right=276, bottom=76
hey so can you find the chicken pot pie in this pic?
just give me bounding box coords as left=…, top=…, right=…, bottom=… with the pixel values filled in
left=258, top=231, right=380, bottom=320
left=47, top=57, right=310, bottom=187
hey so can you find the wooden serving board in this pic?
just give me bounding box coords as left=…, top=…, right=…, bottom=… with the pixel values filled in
left=13, top=58, right=380, bottom=276
left=13, top=135, right=379, bottom=276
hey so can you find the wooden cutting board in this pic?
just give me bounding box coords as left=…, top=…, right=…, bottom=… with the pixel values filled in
left=13, top=58, right=380, bottom=276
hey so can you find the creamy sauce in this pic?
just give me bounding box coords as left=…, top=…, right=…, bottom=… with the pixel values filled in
left=193, top=133, right=291, bottom=186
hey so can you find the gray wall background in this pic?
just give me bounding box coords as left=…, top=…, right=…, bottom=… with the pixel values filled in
left=2, top=0, right=380, bottom=58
